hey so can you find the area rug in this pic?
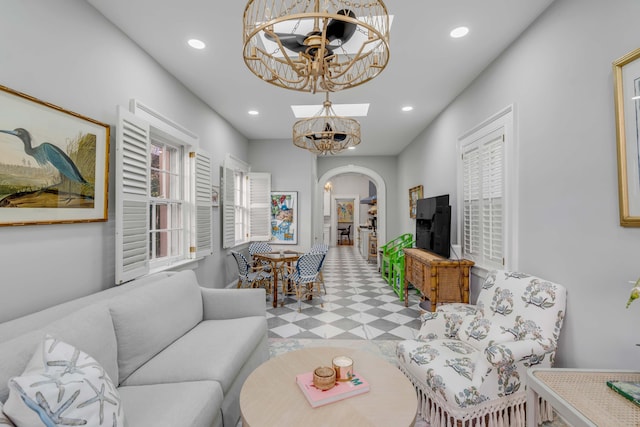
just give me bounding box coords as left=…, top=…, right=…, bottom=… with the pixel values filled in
left=268, top=338, right=398, bottom=365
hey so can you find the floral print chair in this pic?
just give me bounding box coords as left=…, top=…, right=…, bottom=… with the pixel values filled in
left=396, top=270, right=566, bottom=427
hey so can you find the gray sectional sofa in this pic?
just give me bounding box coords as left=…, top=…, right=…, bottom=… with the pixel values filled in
left=0, top=270, right=269, bottom=427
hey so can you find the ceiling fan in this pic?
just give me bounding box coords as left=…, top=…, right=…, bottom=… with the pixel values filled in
left=306, top=123, right=347, bottom=142
left=264, top=9, right=357, bottom=57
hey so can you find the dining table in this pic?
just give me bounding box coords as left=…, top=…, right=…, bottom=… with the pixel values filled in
left=252, top=250, right=301, bottom=308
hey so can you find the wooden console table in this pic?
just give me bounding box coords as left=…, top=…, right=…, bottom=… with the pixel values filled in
left=403, top=248, right=474, bottom=309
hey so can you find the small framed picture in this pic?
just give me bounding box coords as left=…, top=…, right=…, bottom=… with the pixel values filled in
left=409, top=185, right=423, bottom=219
left=211, top=185, right=219, bottom=207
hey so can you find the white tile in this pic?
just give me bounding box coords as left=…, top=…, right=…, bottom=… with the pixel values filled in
left=313, top=311, right=343, bottom=323
left=308, top=324, right=346, bottom=339
left=387, top=325, right=420, bottom=340
left=349, top=294, right=370, bottom=302
left=347, top=311, right=378, bottom=324
left=382, top=312, right=415, bottom=325
left=278, top=310, right=309, bottom=323
left=348, top=324, right=384, bottom=339
left=271, top=323, right=306, bottom=338
left=377, top=302, right=406, bottom=313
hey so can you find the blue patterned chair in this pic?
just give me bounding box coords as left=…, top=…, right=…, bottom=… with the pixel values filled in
left=248, top=241, right=273, bottom=272
left=396, top=270, right=566, bottom=427
left=282, top=252, right=326, bottom=312
left=310, top=243, right=329, bottom=294
left=231, top=250, right=272, bottom=290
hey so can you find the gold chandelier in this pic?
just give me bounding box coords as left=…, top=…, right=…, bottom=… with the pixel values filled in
left=243, top=0, right=390, bottom=93
left=292, top=93, right=360, bottom=155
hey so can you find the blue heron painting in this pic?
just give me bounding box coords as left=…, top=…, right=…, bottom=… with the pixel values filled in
left=0, top=127, right=96, bottom=208
left=0, top=128, right=89, bottom=184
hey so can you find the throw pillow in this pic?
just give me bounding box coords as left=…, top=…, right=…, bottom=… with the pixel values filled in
left=0, top=402, right=16, bottom=426
left=4, top=335, right=124, bottom=427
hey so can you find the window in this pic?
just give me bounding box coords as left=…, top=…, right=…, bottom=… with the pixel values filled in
left=222, top=154, right=270, bottom=248
left=458, top=106, right=516, bottom=271
left=115, top=103, right=212, bottom=284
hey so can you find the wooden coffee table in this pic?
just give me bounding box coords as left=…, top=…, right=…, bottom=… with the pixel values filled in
left=240, top=347, right=417, bottom=427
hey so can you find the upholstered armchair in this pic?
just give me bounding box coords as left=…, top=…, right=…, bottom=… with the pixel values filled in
left=396, top=270, right=566, bottom=427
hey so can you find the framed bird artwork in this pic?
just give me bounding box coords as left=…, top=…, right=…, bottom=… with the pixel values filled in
left=0, top=85, right=109, bottom=226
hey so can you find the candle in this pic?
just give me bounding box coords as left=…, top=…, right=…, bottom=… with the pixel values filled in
left=332, top=356, right=354, bottom=381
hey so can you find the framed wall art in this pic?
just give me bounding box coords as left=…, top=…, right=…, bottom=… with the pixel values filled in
left=270, top=191, right=297, bottom=244
left=336, top=200, right=354, bottom=223
left=614, top=48, right=640, bottom=226
left=409, top=185, right=423, bottom=219
left=0, top=85, right=110, bottom=226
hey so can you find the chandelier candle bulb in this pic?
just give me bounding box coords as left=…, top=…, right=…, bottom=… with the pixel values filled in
left=332, top=356, right=354, bottom=381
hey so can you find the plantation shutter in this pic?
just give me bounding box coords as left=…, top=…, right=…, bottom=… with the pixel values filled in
left=115, top=106, right=150, bottom=284
left=462, top=128, right=504, bottom=269
left=481, top=135, right=504, bottom=266
left=248, top=172, right=271, bottom=241
left=462, top=146, right=480, bottom=259
left=192, top=150, right=213, bottom=258
left=222, top=163, right=236, bottom=248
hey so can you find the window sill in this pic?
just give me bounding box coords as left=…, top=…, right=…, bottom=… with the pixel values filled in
left=149, top=257, right=202, bottom=275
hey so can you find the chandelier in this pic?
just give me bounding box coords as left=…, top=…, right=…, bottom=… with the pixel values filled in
left=292, top=93, right=360, bottom=155
left=243, top=0, right=390, bottom=93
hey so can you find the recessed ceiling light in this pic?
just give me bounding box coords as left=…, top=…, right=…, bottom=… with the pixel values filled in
left=248, top=110, right=259, bottom=116
left=187, top=39, right=206, bottom=49
left=450, top=26, right=469, bottom=38
left=348, top=146, right=356, bottom=150
left=402, top=106, right=414, bottom=112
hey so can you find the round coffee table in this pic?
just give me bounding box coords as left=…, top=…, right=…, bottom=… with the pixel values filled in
left=240, top=347, right=417, bottom=427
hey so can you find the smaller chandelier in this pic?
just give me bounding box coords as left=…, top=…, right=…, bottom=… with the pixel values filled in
left=293, top=93, right=360, bottom=155
left=243, top=0, right=390, bottom=93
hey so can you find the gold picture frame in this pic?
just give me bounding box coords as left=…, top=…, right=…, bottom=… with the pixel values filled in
left=614, top=48, right=640, bottom=226
left=0, top=85, right=110, bottom=226
left=409, top=185, right=423, bottom=219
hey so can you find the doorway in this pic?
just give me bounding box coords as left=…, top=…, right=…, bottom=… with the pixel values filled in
left=316, top=166, right=386, bottom=252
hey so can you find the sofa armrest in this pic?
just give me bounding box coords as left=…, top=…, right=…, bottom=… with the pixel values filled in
left=201, top=288, right=266, bottom=320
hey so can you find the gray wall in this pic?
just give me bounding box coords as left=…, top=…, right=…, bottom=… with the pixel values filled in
left=0, top=0, right=248, bottom=322
left=398, top=0, right=640, bottom=369
left=248, top=139, right=316, bottom=251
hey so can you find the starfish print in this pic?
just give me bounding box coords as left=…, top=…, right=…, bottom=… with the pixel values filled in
left=78, top=380, right=118, bottom=424
left=11, top=381, right=86, bottom=427
left=46, top=348, right=95, bottom=376
left=30, top=372, right=83, bottom=403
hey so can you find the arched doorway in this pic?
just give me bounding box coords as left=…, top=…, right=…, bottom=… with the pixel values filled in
left=316, top=166, right=386, bottom=251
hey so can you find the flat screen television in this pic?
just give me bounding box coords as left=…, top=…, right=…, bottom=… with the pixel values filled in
left=415, top=194, right=451, bottom=258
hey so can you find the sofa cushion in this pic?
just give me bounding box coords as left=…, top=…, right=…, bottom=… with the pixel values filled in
left=0, top=305, right=118, bottom=402
left=109, top=270, right=204, bottom=382
left=4, top=335, right=123, bottom=427
left=118, top=381, right=222, bottom=427
left=121, top=316, right=267, bottom=392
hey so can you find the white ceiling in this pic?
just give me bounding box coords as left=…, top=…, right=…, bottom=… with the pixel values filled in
left=87, top=0, right=555, bottom=156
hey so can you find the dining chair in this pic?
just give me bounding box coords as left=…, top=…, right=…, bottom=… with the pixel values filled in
left=281, top=252, right=325, bottom=312
left=231, top=250, right=272, bottom=291
left=248, top=241, right=273, bottom=272
left=310, top=243, right=329, bottom=294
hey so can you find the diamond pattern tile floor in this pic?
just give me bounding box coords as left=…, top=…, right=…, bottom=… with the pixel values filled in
left=266, top=246, right=423, bottom=340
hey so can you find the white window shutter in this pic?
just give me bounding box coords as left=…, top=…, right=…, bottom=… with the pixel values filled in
left=222, top=165, right=236, bottom=248
left=115, top=106, right=150, bottom=284
left=248, top=172, right=271, bottom=241
left=463, top=146, right=480, bottom=259
left=192, top=150, right=213, bottom=258
left=481, top=136, right=504, bottom=266
left=461, top=129, right=504, bottom=269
